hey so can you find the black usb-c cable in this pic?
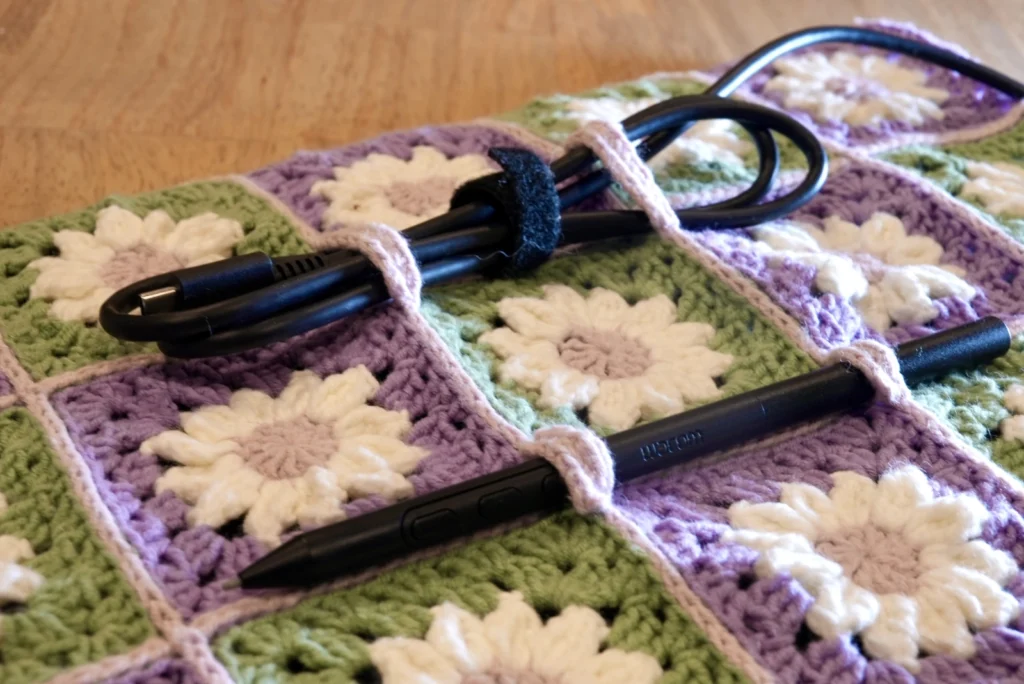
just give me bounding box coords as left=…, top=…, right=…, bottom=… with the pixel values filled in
left=98, top=26, right=1024, bottom=358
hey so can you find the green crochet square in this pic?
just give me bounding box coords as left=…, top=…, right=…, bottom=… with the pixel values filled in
left=880, top=119, right=1024, bottom=241
left=912, top=334, right=1024, bottom=478
left=0, top=180, right=309, bottom=379
left=422, top=237, right=817, bottom=435
left=213, top=512, right=748, bottom=684
left=0, top=407, right=153, bottom=684
left=496, top=74, right=806, bottom=199
left=497, top=75, right=709, bottom=141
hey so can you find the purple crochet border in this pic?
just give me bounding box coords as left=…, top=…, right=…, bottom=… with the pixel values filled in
left=716, top=20, right=1017, bottom=147
left=51, top=305, right=522, bottom=617
left=693, top=160, right=1024, bottom=349
left=16, top=18, right=1024, bottom=684
left=107, top=659, right=201, bottom=684
left=615, top=404, right=1024, bottom=684
left=247, top=124, right=540, bottom=232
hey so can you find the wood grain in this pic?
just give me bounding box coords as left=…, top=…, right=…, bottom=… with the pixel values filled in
left=0, top=0, right=1021, bottom=227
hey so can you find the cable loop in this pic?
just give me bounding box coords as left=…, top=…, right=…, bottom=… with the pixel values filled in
left=566, top=119, right=683, bottom=241
left=95, top=26, right=1024, bottom=356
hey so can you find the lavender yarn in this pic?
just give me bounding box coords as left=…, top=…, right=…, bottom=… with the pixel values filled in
left=614, top=405, right=1024, bottom=683
left=51, top=304, right=522, bottom=616
left=742, top=21, right=1015, bottom=147
left=107, top=659, right=202, bottom=684
left=247, top=124, right=554, bottom=231
left=695, top=160, right=1024, bottom=349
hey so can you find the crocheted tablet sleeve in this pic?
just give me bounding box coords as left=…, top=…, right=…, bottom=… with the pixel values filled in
left=2, top=17, right=1024, bottom=684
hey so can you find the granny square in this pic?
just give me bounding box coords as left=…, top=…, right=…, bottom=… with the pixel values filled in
left=4, top=17, right=1024, bottom=684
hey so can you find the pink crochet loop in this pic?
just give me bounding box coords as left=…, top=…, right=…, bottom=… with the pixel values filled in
left=566, top=119, right=682, bottom=240
left=524, top=426, right=616, bottom=515
left=826, top=339, right=911, bottom=406
left=321, top=222, right=423, bottom=311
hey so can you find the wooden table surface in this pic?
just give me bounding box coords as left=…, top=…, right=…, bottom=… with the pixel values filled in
left=1, top=0, right=1021, bottom=227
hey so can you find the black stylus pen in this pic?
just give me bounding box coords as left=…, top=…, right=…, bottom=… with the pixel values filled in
left=230, top=317, right=1011, bottom=589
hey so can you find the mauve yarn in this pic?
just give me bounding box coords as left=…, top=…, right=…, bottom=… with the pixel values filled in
left=615, top=404, right=1024, bottom=684
left=52, top=304, right=522, bottom=617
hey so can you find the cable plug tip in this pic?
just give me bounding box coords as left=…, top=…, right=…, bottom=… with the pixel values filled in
left=138, top=286, right=180, bottom=314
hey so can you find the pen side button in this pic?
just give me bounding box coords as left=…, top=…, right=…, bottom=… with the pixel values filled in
left=410, top=509, right=459, bottom=542
left=541, top=473, right=567, bottom=501
left=478, top=487, right=525, bottom=521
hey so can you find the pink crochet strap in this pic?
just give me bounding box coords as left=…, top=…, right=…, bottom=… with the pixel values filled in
left=524, top=426, right=616, bottom=515
left=826, top=339, right=911, bottom=406
left=566, top=119, right=682, bottom=240
left=321, top=222, right=422, bottom=311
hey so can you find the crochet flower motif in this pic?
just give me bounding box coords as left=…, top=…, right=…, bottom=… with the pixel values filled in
left=480, top=285, right=733, bottom=431
left=763, top=51, right=949, bottom=126
left=142, top=366, right=427, bottom=547
left=1000, top=384, right=1024, bottom=441
left=752, top=212, right=975, bottom=331
left=725, top=465, right=1020, bottom=671
left=0, top=493, right=44, bottom=637
left=27, top=206, right=243, bottom=323
left=566, top=97, right=753, bottom=168
left=311, top=146, right=494, bottom=230
left=961, top=161, right=1024, bottom=217
left=368, top=591, right=663, bottom=684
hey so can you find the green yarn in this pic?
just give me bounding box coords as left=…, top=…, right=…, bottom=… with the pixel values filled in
left=0, top=180, right=310, bottom=380
left=881, top=145, right=969, bottom=194
left=423, top=237, right=817, bottom=435
left=912, top=335, right=1024, bottom=478
left=213, top=512, right=748, bottom=684
left=648, top=133, right=807, bottom=197
left=944, top=116, right=1024, bottom=165
left=881, top=121, right=1024, bottom=242
left=496, top=75, right=806, bottom=200
left=882, top=116, right=1024, bottom=180
left=0, top=408, right=153, bottom=684
left=497, top=76, right=710, bottom=140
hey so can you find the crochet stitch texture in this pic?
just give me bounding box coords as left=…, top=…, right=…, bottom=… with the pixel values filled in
left=3, top=18, right=1024, bottom=684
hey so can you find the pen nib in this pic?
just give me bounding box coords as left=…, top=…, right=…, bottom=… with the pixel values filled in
left=222, top=578, right=241, bottom=590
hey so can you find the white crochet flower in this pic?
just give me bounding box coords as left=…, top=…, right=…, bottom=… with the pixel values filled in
left=311, top=146, right=494, bottom=230
left=726, top=465, right=1020, bottom=672
left=763, top=51, right=949, bottom=126
left=566, top=97, right=753, bottom=168
left=1000, top=384, right=1024, bottom=441
left=142, top=366, right=427, bottom=547
left=0, top=493, right=44, bottom=639
left=752, top=212, right=975, bottom=331
left=961, top=161, right=1024, bottom=217
left=27, top=206, right=244, bottom=323
left=479, top=285, right=733, bottom=431
left=369, top=591, right=663, bottom=684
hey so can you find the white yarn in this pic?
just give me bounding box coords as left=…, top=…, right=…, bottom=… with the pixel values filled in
left=368, top=591, right=663, bottom=683
left=479, top=285, right=733, bottom=431
left=724, top=465, right=1020, bottom=671
left=565, top=97, right=753, bottom=168
left=763, top=51, right=949, bottom=125
left=27, top=206, right=244, bottom=323
left=752, top=212, right=976, bottom=331
left=142, top=365, right=427, bottom=547
left=1000, top=384, right=1024, bottom=441
left=0, top=493, right=44, bottom=638
left=962, top=161, right=1024, bottom=217
left=311, top=146, right=494, bottom=229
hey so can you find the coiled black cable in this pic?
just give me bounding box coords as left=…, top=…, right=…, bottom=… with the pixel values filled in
left=99, top=25, right=1024, bottom=357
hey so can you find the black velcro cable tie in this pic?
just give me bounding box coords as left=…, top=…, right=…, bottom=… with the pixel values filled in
left=450, top=147, right=561, bottom=274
